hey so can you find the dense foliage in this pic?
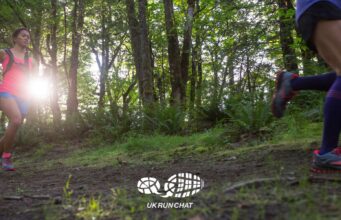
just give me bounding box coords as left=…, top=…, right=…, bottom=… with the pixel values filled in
left=0, top=0, right=330, bottom=145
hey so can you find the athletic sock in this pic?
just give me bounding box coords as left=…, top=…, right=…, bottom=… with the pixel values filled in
left=320, top=76, right=341, bottom=155
left=291, top=72, right=336, bottom=91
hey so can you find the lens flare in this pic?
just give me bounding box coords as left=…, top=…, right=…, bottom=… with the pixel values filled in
left=28, top=77, right=50, bottom=100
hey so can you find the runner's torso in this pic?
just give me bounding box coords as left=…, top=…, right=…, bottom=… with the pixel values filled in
left=0, top=50, right=33, bottom=100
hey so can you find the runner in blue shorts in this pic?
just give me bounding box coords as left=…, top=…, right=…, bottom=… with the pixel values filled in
left=0, top=28, right=34, bottom=171
left=271, top=0, right=341, bottom=172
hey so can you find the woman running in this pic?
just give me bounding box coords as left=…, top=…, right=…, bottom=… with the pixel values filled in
left=0, top=28, right=35, bottom=171
left=272, top=0, right=341, bottom=172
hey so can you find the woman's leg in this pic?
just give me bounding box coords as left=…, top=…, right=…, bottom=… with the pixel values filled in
left=313, top=20, right=341, bottom=155
left=314, top=20, right=341, bottom=74
left=291, top=72, right=336, bottom=91
left=0, top=97, right=22, bottom=155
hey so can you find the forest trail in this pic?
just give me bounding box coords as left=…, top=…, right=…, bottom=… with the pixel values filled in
left=1, top=143, right=341, bottom=220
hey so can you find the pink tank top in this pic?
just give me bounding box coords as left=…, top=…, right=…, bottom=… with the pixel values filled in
left=0, top=50, right=33, bottom=100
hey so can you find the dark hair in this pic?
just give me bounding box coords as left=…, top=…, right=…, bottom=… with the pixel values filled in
left=12, top=28, right=30, bottom=44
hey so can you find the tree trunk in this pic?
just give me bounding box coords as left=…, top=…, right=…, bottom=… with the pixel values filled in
left=193, top=0, right=202, bottom=109
left=190, top=45, right=197, bottom=110
left=180, top=0, right=195, bottom=104
left=246, top=55, right=252, bottom=93
left=196, top=35, right=203, bottom=109
left=218, top=60, right=230, bottom=102
left=210, top=48, right=219, bottom=104
left=63, top=2, right=70, bottom=90
left=98, top=3, right=108, bottom=109
left=157, top=49, right=166, bottom=105
left=26, top=5, right=43, bottom=124
left=164, top=0, right=182, bottom=105
left=301, top=48, right=315, bottom=75
left=126, top=0, right=142, bottom=101
left=67, top=0, right=85, bottom=116
left=277, top=0, right=298, bottom=72
left=91, top=3, right=125, bottom=110
left=31, top=9, right=42, bottom=63
left=48, top=0, right=61, bottom=126
left=125, top=0, right=154, bottom=107
left=164, top=0, right=195, bottom=106
left=229, top=64, right=234, bottom=87
left=138, top=0, right=154, bottom=105
left=123, top=77, right=137, bottom=118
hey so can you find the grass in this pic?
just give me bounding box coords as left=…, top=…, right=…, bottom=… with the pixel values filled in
left=24, top=115, right=324, bottom=170
left=17, top=115, right=341, bottom=219
left=57, top=127, right=229, bottom=168
left=270, top=114, right=323, bottom=143
left=78, top=124, right=315, bottom=168
left=98, top=179, right=341, bottom=220
left=55, top=179, right=341, bottom=220
left=32, top=143, right=54, bottom=159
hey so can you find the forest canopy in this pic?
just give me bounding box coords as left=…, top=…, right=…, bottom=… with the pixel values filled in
left=0, top=0, right=328, bottom=143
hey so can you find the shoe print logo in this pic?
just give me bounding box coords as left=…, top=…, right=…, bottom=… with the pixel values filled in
left=137, top=173, right=204, bottom=198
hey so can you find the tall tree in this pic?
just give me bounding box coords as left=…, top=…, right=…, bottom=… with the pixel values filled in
left=87, top=0, right=126, bottom=110
left=180, top=0, right=195, bottom=103
left=164, top=0, right=182, bottom=105
left=66, top=0, right=85, bottom=116
left=125, top=0, right=154, bottom=106
left=195, top=31, right=203, bottom=109
left=163, top=0, right=195, bottom=106
left=277, top=0, right=298, bottom=72
left=47, top=0, right=62, bottom=126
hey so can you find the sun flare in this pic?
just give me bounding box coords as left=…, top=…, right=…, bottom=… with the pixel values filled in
left=28, top=77, right=51, bottom=100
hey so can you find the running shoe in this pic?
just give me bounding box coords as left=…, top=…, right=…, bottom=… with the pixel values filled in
left=311, top=148, right=341, bottom=173
left=2, top=153, right=15, bottom=171
left=271, top=71, right=299, bottom=118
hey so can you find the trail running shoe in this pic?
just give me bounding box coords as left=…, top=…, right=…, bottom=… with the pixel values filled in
left=311, top=148, right=341, bottom=173
left=2, top=153, right=15, bottom=171
left=271, top=71, right=299, bottom=118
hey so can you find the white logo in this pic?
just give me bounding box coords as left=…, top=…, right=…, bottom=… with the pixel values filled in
left=137, top=173, right=204, bottom=198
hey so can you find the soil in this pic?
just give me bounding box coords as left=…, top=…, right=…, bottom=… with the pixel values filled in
left=1, top=143, right=341, bottom=220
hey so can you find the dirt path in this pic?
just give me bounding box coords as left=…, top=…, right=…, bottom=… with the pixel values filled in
left=1, top=144, right=340, bottom=220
